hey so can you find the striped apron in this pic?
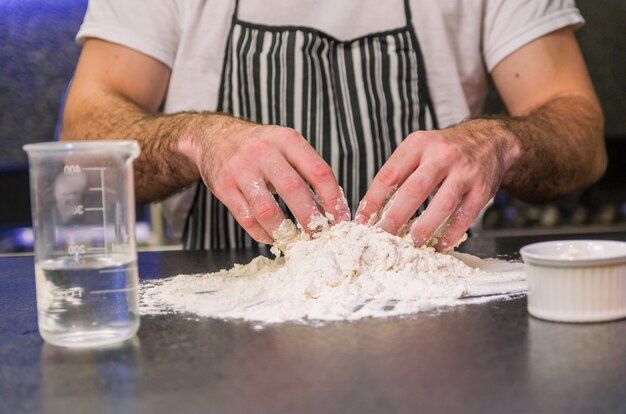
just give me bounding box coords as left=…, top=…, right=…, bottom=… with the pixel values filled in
left=184, top=0, right=438, bottom=250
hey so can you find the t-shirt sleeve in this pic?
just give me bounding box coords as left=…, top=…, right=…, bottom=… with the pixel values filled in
left=76, top=0, right=181, bottom=68
left=482, top=0, right=584, bottom=72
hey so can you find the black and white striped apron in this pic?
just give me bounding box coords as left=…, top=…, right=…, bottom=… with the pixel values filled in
left=183, top=0, right=438, bottom=250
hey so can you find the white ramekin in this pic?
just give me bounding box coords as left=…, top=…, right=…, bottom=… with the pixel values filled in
left=520, top=240, right=626, bottom=323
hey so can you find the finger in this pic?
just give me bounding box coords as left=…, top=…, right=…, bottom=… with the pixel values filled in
left=331, top=186, right=351, bottom=223
left=409, top=178, right=466, bottom=246
left=355, top=187, right=396, bottom=226
left=355, top=139, right=423, bottom=224
left=434, top=189, right=492, bottom=252
left=376, top=161, right=447, bottom=234
left=217, top=187, right=274, bottom=244
left=236, top=173, right=286, bottom=237
left=281, top=131, right=351, bottom=222
left=259, top=152, right=324, bottom=231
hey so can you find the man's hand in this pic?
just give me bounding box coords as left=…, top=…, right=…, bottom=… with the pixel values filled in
left=177, top=115, right=350, bottom=243
left=62, top=39, right=349, bottom=245
left=355, top=121, right=521, bottom=250
left=356, top=27, right=606, bottom=251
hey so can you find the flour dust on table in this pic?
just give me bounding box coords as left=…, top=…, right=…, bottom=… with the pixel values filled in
left=140, top=220, right=526, bottom=325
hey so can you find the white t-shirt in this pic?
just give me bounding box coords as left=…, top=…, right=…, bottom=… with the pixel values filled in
left=76, top=0, right=584, bottom=235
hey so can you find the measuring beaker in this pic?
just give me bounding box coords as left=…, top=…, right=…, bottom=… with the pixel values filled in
left=23, top=140, right=141, bottom=348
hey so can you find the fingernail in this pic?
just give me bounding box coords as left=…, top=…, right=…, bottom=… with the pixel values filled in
left=435, top=239, right=449, bottom=251
left=355, top=214, right=367, bottom=225
left=338, top=211, right=351, bottom=222
left=411, top=233, right=427, bottom=247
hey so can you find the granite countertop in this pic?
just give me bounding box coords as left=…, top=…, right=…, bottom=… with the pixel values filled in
left=1, top=232, right=626, bottom=414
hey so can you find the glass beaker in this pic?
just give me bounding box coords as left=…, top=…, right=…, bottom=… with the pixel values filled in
left=23, top=140, right=141, bottom=348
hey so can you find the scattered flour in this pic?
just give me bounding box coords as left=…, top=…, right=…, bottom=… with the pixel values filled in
left=140, top=220, right=526, bottom=325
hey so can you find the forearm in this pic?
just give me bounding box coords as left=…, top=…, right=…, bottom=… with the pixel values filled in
left=470, top=95, right=606, bottom=202
left=61, top=88, right=229, bottom=203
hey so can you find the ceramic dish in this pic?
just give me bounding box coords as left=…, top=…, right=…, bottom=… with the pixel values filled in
left=520, top=240, right=626, bottom=322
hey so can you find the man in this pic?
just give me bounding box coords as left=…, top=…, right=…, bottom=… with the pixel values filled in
left=61, top=0, right=607, bottom=250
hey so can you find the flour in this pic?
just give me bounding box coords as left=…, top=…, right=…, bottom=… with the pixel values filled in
left=140, top=220, right=526, bottom=325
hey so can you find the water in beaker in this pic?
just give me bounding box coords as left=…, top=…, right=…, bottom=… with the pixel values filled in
left=24, top=140, right=141, bottom=348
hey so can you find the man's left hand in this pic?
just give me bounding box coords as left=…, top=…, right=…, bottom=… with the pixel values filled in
left=355, top=121, right=521, bottom=251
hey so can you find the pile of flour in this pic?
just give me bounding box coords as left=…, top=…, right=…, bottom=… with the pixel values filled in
left=140, top=220, right=526, bottom=324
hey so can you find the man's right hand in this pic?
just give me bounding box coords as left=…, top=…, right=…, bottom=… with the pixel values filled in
left=177, top=115, right=351, bottom=243
left=62, top=39, right=349, bottom=245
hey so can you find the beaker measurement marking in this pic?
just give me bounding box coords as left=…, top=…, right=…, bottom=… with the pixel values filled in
left=90, top=287, right=138, bottom=295
left=64, top=166, right=109, bottom=257
left=68, top=244, right=86, bottom=255
left=99, top=168, right=108, bottom=254
left=63, top=165, right=82, bottom=174
left=111, top=242, right=131, bottom=253
left=84, top=169, right=108, bottom=254
left=98, top=265, right=137, bottom=274
left=86, top=247, right=106, bottom=253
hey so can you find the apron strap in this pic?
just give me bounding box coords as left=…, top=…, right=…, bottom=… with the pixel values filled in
left=404, top=0, right=413, bottom=27
left=232, top=0, right=240, bottom=23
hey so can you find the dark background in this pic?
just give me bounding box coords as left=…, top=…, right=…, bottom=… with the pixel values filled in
left=0, top=0, right=625, bottom=250
left=0, top=0, right=86, bottom=163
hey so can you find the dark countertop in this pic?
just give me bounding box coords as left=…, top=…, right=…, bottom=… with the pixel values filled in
left=2, top=231, right=626, bottom=414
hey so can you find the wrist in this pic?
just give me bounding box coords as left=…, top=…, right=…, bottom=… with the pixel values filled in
left=174, top=112, right=207, bottom=173
left=456, top=117, right=523, bottom=171
left=174, top=112, right=257, bottom=181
